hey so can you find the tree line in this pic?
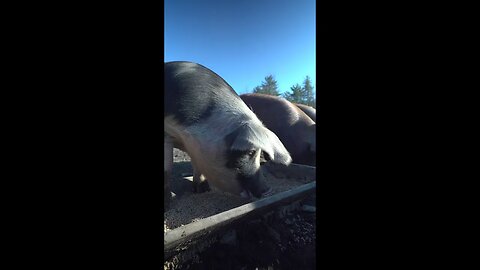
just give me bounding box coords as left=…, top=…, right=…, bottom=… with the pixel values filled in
left=250, top=74, right=316, bottom=108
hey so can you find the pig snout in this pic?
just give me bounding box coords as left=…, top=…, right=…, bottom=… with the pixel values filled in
left=239, top=169, right=273, bottom=199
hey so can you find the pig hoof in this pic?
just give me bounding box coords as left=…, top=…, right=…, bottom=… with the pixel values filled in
left=193, top=181, right=210, bottom=193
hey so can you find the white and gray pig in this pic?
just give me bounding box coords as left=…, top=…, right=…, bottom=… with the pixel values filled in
left=164, top=62, right=292, bottom=209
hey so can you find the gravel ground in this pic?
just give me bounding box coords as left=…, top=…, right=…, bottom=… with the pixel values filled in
left=173, top=148, right=191, bottom=162
left=165, top=149, right=250, bottom=231
left=164, top=149, right=316, bottom=270
left=165, top=149, right=311, bottom=232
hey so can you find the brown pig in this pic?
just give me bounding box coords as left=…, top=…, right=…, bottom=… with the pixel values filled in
left=294, top=103, right=316, bottom=122
left=240, top=93, right=316, bottom=166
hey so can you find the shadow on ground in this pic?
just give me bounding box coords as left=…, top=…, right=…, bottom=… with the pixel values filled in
left=170, top=161, right=193, bottom=197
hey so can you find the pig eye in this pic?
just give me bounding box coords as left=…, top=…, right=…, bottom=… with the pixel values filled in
left=247, top=150, right=256, bottom=157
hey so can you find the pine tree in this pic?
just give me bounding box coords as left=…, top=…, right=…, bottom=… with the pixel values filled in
left=302, top=76, right=315, bottom=107
left=252, top=75, right=281, bottom=96
left=283, top=84, right=304, bottom=104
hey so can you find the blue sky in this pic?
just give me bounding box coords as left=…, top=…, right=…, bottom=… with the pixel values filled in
left=165, top=0, right=316, bottom=95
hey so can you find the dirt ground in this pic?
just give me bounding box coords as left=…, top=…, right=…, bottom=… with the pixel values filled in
left=165, top=149, right=316, bottom=270
left=178, top=211, right=317, bottom=270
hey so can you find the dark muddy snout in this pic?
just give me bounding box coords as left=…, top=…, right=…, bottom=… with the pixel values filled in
left=239, top=169, right=272, bottom=198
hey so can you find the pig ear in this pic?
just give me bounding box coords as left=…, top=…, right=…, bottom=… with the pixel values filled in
left=260, top=150, right=271, bottom=164
left=226, top=124, right=292, bottom=165
left=261, top=127, right=292, bottom=165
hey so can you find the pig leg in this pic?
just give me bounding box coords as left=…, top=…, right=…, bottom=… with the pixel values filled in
left=192, top=163, right=210, bottom=193
left=164, top=136, right=174, bottom=210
